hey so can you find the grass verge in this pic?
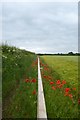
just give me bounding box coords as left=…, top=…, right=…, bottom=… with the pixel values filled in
left=2, top=45, right=38, bottom=118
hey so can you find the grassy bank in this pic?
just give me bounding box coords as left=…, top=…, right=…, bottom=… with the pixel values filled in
left=2, top=45, right=38, bottom=118
left=40, top=56, right=78, bottom=118
left=0, top=46, right=2, bottom=119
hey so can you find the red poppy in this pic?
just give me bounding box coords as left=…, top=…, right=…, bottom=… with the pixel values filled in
left=57, top=84, right=63, bottom=88
left=50, top=82, right=54, bottom=85
left=68, top=94, right=73, bottom=99
left=62, top=80, right=66, bottom=85
left=52, top=86, right=56, bottom=90
left=65, top=88, right=70, bottom=92
left=31, top=79, right=36, bottom=83
left=43, top=75, right=47, bottom=79
left=56, top=80, right=61, bottom=84
left=25, top=79, right=29, bottom=83
left=78, top=99, right=80, bottom=104
left=72, top=88, right=76, bottom=91
left=32, top=90, right=36, bottom=95
left=44, top=67, right=49, bottom=71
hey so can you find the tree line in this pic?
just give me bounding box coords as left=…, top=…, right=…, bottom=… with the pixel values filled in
left=37, top=52, right=80, bottom=56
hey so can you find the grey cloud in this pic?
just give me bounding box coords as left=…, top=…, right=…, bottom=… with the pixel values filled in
left=2, top=2, right=78, bottom=53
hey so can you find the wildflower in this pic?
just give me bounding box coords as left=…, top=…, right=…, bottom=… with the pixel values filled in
left=15, top=63, right=17, bottom=66
left=56, top=80, right=61, bottom=84
left=2, top=55, right=7, bottom=59
left=32, top=90, right=36, bottom=95
left=25, top=79, right=29, bottom=83
left=62, top=80, right=66, bottom=85
left=8, top=49, right=10, bottom=52
left=72, top=88, right=76, bottom=91
left=40, top=67, right=43, bottom=70
left=31, top=79, right=36, bottom=83
left=50, top=82, right=54, bottom=85
left=44, top=67, right=49, bottom=71
left=78, top=99, right=80, bottom=104
left=13, top=49, right=16, bottom=52
left=65, top=88, right=70, bottom=93
left=57, top=84, right=63, bottom=88
left=43, top=75, right=47, bottom=79
left=52, top=86, right=56, bottom=90
left=68, top=94, right=73, bottom=99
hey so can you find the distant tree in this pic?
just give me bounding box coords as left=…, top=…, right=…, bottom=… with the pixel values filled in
left=68, top=52, right=74, bottom=55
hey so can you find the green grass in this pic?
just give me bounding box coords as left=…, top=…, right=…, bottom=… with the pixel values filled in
left=42, top=56, right=78, bottom=88
left=2, top=45, right=38, bottom=118
left=40, top=55, right=78, bottom=118
left=0, top=46, right=2, bottom=120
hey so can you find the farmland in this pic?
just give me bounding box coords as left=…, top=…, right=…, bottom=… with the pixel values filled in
left=40, top=56, right=78, bottom=118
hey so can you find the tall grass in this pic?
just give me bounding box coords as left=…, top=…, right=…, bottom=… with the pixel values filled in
left=2, top=45, right=38, bottom=118
left=0, top=45, right=2, bottom=119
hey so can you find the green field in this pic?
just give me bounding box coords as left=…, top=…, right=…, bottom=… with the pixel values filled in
left=40, top=56, right=78, bottom=118
left=2, top=45, right=38, bottom=118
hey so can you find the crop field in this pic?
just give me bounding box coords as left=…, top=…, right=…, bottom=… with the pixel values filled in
left=40, top=56, right=78, bottom=118
left=2, top=45, right=38, bottom=118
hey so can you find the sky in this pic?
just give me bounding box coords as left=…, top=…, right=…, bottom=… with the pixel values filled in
left=1, top=1, right=78, bottom=53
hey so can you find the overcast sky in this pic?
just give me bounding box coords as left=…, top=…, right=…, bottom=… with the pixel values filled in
left=2, top=2, right=78, bottom=53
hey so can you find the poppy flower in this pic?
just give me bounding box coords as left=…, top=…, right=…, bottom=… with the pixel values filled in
left=57, top=84, right=63, bottom=88
left=32, top=90, right=36, bottom=95
left=65, top=88, right=70, bottom=92
left=68, top=94, right=73, bottom=99
left=72, top=88, right=76, bottom=91
left=62, top=80, right=66, bottom=85
left=78, top=99, right=80, bottom=104
left=43, top=75, right=47, bottom=79
left=56, top=80, right=61, bottom=84
left=52, top=86, right=56, bottom=90
left=50, top=82, right=54, bottom=85
left=31, top=79, right=36, bottom=83
left=25, top=79, right=29, bottom=83
left=44, top=67, right=49, bottom=71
